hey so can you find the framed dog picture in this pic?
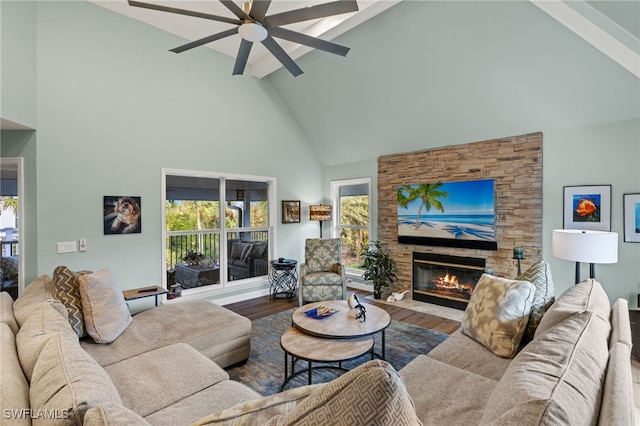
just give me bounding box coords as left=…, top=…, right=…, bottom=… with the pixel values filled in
left=104, top=196, right=142, bottom=235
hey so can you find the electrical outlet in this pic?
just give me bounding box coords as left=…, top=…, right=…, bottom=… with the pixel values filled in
left=79, top=239, right=87, bottom=252
left=57, top=241, right=77, bottom=254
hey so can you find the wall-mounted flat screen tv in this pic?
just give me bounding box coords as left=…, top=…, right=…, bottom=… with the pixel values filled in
left=397, top=179, right=497, bottom=250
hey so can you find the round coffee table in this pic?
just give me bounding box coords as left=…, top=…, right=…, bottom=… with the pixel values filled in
left=291, top=300, right=391, bottom=359
left=279, top=327, right=374, bottom=391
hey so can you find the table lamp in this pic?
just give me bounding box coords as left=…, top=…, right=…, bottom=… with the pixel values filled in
left=552, top=229, right=618, bottom=284
left=309, top=205, right=332, bottom=238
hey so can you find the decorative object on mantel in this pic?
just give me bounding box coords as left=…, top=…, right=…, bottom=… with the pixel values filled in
left=127, top=0, right=359, bottom=77
left=513, top=247, right=524, bottom=275
left=309, top=204, right=332, bottom=238
left=360, top=241, right=398, bottom=299
left=623, top=193, right=640, bottom=243
left=347, top=293, right=367, bottom=322
left=552, top=229, right=618, bottom=284
left=183, top=250, right=205, bottom=266
left=563, top=185, right=612, bottom=231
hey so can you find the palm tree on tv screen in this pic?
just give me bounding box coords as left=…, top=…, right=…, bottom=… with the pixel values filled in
left=397, top=183, right=448, bottom=230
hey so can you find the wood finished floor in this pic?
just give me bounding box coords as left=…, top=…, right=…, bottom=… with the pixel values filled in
left=223, top=289, right=460, bottom=335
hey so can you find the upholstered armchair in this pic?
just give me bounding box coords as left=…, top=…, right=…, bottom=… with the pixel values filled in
left=298, top=238, right=347, bottom=305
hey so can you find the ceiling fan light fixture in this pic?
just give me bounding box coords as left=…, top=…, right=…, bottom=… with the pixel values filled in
left=238, top=22, right=267, bottom=42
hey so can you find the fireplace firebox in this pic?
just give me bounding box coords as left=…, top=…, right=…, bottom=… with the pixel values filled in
left=413, top=252, right=485, bottom=310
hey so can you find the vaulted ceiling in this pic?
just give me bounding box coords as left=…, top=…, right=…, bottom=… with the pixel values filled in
left=92, top=0, right=639, bottom=79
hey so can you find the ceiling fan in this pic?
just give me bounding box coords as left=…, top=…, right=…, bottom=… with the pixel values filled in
left=128, top=0, right=359, bottom=77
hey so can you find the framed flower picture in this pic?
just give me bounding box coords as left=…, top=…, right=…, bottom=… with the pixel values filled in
left=623, top=193, right=640, bottom=243
left=282, top=200, right=300, bottom=224
left=563, top=185, right=611, bottom=231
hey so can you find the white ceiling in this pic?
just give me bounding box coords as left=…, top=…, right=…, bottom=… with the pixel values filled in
left=90, top=0, right=639, bottom=79
left=90, top=0, right=401, bottom=78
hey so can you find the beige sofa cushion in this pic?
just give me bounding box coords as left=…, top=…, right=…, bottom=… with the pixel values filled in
left=480, top=310, right=610, bottom=425
left=599, top=341, right=634, bottom=426
left=268, top=360, right=421, bottom=426
left=461, top=274, right=535, bottom=358
left=52, top=266, right=92, bottom=338
left=192, top=385, right=320, bottom=426
left=104, top=343, right=229, bottom=418
left=516, top=260, right=555, bottom=341
left=16, top=299, right=76, bottom=381
left=0, top=323, right=30, bottom=426
left=0, top=290, right=19, bottom=334
left=535, top=278, right=610, bottom=337
left=81, top=300, right=250, bottom=369
left=401, top=354, right=497, bottom=425
left=30, top=332, right=122, bottom=425
left=79, top=269, right=132, bottom=344
left=609, top=298, right=632, bottom=347
left=13, top=275, right=55, bottom=327
left=84, top=403, right=151, bottom=426
left=426, top=329, right=512, bottom=381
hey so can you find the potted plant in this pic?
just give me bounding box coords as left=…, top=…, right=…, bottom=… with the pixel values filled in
left=360, top=241, right=398, bottom=299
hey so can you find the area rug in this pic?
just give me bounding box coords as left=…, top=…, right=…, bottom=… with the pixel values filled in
left=227, top=308, right=449, bottom=396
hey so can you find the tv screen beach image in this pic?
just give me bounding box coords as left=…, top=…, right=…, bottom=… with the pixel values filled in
left=397, top=179, right=496, bottom=243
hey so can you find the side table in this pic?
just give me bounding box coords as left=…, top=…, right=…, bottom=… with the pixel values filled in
left=269, top=259, right=297, bottom=301
left=123, top=286, right=168, bottom=307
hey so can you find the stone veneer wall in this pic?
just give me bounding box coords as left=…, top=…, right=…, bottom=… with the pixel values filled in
left=377, top=132, right=543, bottom=297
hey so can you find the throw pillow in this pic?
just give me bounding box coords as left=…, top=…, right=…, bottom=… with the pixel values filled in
left=230, top=242, right=251, bottom=260
left=79, top=269, right=132, bottom=344
left=516, top=260, right=555, bottom=342
left=272, top=360, right=421, bottom=426
left=244, top=241, right=267, bottom=262
left=461, top=274, right=535, bottom=358
left=52, top=266, right=92, bottom=338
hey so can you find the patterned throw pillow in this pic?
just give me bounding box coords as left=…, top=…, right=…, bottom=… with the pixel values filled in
left=462, top=274, right=536, bottom=358
left=516, top=261, right=555, bottom=342
left=230, top=242, right=251, bottom=260
left=52, top=266, right=92, bottom=338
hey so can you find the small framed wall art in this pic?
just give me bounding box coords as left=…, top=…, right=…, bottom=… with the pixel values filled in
left=282, top=200, right=300, bottom=224
left=623, top=193, right=640, bottom=243
left=104, top=196, right=142, bottom=234
left=563, top=185, right=611, bottom=231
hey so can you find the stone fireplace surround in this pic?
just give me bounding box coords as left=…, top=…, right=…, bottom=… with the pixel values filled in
left=377, top=133, right=543, bottom=305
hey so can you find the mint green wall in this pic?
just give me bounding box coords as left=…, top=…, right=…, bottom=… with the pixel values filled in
left=3, top=1, right=639, bottom=306
left=269, top=1, right=640, bottom=304
left=31, top=1, right=322, bottom=288
left=1, top=1, right=36, bottom=128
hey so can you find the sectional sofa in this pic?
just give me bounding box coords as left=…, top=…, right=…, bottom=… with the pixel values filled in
left=0, top=263, right=634, bottom=425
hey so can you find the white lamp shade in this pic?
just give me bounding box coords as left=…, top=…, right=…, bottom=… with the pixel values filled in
left=552, top=229, right=618, bottom=264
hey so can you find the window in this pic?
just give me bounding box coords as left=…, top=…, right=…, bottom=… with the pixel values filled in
left=331, top=178, right=371, bottom=274
left=163, top=169, right=275, bottom=293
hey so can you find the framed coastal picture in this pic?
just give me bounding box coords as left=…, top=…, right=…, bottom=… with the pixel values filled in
left=282, top=200, right=300, bottom=224
left=623, top=193, right=640, bottom=243
left=104, top=196, right=142, bottom=235
left=563, top=185, right=611, bottom=231
left=396, top=179, right=497, bottom=250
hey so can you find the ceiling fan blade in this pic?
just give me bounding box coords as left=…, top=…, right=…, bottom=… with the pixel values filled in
left=233, top=39, right=253, bottom=75
left=128, top=1, right=242, bottom=25
left=170, top=28, right=239, bottom=54
left=264, top=0, right=358, bottom=28
left=268, top=27, right=350, bottom=57
left=261, top=36, right=303, bottom=77
left=219, top=0, right=250, bottom=20
left=249, top=0, right=271, bottom=22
